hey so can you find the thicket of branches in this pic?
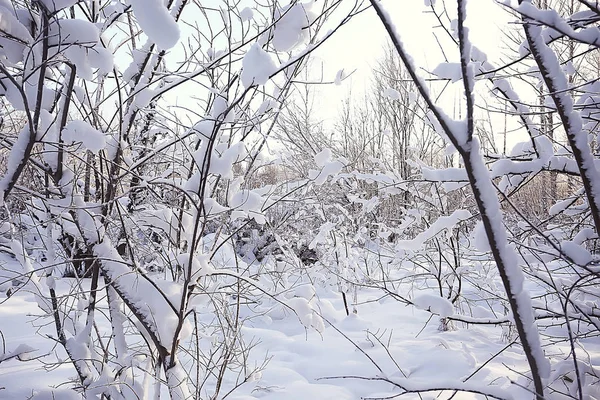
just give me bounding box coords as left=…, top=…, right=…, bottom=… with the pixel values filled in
left=0, top=0, right=599, bottom=399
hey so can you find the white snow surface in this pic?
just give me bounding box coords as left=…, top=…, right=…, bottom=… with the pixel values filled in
left=240, top=7, right=254, bottom=22
left=383, top=87, right=401, bottom=100
left=396, top=209, right=471, bottom=251
left=127, top=0, right=180, bottom=50
left=412, top=292, right=454, bottom=318
left=62, top=120, right=106, bottom=153
left=0, top=271, right=576, bottom=400
left=432, top=62, right=462, bottom=82
left=241, top=44, right=277, bottom=88
left=0, top=4, right=32, bottom=63
left=272, top=3, right=315, bottom=52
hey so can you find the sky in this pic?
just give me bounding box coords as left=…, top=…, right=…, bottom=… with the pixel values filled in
left=314, top=0, right=512, bottom=89
left=148, top=0, right=525, bottom=155
left=306, top=0, right=519, bottom=148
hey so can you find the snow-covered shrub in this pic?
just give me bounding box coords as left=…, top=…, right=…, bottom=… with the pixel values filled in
left=0, top=0, right=359, bottom=397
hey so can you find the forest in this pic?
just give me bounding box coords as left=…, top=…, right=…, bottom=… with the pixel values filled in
left=0, top=0, right=599, bottom=399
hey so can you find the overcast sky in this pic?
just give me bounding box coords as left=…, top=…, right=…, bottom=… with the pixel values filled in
left=309, top=0, right=516, bottom=144
left=317, top=0, right=511, bottom=83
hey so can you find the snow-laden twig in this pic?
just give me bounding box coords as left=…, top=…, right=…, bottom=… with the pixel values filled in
left=318, top=374, right=513, bottom=400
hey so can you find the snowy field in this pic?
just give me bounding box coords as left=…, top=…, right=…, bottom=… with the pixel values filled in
left=0, top=280, right=515, bottom=399
left=3, top=245, right=596, bottom=400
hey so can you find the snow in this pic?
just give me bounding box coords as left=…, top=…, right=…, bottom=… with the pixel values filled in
left=93, top=239, right=184, bottom=351
left=272, top=3, right=315, bottom=52
left=230, top=189, right=266, bottom=224
left=29, top=389, right=81, bottom=400
left=210, top=142, right=247, bottom=180
left=517, top=2, right=600, bottom=48
left=62, top=120, right=106, bottom=153
left=203, top=197, right=229, bottom=216
left=0, top=4, right=32, bottom=63
left=286, top=297, right=314, bottom=329
left=45, top=16, right=114, bottom=80
left=0, top=343, right=37, bottom=363
left=89, top=44, right=114, bottom=75
left=0, top=0, right=597, bottom=398
left=127, top=0, right=181, bottom=50
left=166, top=362, right=192, bottom=399
left=176, top=253, right=213, bottom=280
left=412, top=292, right=453, bottom=318
left=309, top=149, right=345, bottom=185
left=396, top=210, right=471, bottom=251
left=240, top=7, right=254, bottom=22
left=383, top=87, right=401, bottom=100
left=309, top=221, right=336, bottom=249
left=314, top=148, right=332, bottom=167
left=422, top=166, right=468, bottom=183
left=432, top=62, right=462, bottom=82
left=560, top=240, right=592, bottom=266
left=50, top=18, right=100, bottom=46
left=334, top=69, right=345, bottom=85
left=241, top=44, right=277, bottom=88
left=0, top=124, right=33, bottom=201
left=0, top=275, right=556, bottom=400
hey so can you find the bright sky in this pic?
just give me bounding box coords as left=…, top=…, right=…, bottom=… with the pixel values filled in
left=309, top=0, right=517, bottom=146
left=317, top=0, right=511, bottom=85
left=158, top=0, right=524, bottom=153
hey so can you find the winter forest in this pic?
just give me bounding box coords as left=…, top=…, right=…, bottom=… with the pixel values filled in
left=0, top=0, right=599, bottom=399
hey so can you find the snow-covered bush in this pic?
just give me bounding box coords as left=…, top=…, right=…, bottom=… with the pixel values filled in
left=0, top=0, right=361, bottom=398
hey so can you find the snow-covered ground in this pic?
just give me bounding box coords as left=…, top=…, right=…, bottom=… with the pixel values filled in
left=1, top=272, right=553, bottom=400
